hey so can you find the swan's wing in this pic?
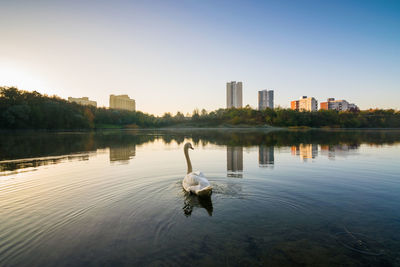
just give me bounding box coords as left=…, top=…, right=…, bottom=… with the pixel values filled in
left=183, top=172, right=212, bottom=195
left=193, top=171, right=205, bottom=177
left=183, top=173, right=199, bottom=192
left=183, top=173, right=200, bottom=185
left=186, top=172, right=209, bottom=186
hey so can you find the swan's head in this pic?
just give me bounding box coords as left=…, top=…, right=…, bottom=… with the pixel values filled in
left=184, top=142, right=194, bottom=150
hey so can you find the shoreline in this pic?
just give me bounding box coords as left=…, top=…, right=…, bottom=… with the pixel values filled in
left=1, top=127, right=400, bottom=133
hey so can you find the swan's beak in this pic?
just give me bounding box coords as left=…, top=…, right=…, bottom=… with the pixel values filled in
left=190, top=146, right=194, bottom=150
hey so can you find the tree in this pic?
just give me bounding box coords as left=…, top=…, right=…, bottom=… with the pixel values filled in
left=192, top=109, right=200, bottom=121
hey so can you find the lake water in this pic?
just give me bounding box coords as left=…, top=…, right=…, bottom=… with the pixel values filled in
left=0, top=129, right=399, bottom=266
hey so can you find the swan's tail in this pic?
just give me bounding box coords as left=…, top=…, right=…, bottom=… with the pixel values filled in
left=196, top=186, right=212, bottom=197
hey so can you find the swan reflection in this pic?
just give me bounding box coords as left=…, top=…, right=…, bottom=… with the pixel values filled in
left=182, top=192, right=213, bottom=217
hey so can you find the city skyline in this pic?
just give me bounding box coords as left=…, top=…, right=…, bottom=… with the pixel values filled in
left=1, top=1, right=399, bottom=115
left=64, top=86, right=360, bottom=113
left=62, top=84, right=364, bottom=115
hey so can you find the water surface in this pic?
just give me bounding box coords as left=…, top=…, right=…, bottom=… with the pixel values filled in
left=1, top=129, right=399, bottom=266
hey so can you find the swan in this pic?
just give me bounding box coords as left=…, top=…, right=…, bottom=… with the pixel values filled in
left=182, top=142, right=212, bottom=196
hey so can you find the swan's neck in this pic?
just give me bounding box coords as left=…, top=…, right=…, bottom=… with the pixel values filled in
left=184, top=147, right=193, bottom=174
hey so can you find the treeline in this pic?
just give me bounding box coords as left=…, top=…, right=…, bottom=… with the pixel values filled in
left=0, top=87, right=159, bottom=129
left=1, top=87, right=400, bottom=129
left=186, top=107, right=400, bottom=128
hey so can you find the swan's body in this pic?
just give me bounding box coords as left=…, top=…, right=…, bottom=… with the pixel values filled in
left=183, top=171, right=212, bottom=196
left=182, top=143, right=212, bottom=196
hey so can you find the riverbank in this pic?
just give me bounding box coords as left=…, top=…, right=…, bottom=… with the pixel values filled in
left=2, top=87, right=400, bottom=130
left=2, top=127, right=400, bottom=135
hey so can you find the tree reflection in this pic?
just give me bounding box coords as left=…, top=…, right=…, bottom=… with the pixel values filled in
left=0, top=154, right=90, bottom=173
left=1, top=129, right=400, bottom=172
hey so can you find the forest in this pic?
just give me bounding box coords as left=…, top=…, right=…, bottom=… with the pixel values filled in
left=1, top=87, right=400, bottom=129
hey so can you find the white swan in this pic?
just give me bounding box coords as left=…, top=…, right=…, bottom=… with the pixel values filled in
left=182, top=142, right=212, bottom=196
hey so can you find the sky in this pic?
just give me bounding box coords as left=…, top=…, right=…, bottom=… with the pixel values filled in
left=0, top=0, right=399, bottom=115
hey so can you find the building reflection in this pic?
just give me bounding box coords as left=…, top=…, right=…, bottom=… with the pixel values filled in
left=227, top=146, right=243, bottom=178
left=320, top=144, right=359, bottom=159
left=109, top=145, right=136, bottom=163
left=259, top=146, right=274, bottom=167
left=291, top=144, right=318, bottom=160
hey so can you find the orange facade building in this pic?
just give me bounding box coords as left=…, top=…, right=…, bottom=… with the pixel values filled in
left=291, top=100, right=299, bottom=110
left=320, top=102, right=329, bottom=110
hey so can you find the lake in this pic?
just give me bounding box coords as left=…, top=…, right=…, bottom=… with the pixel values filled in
left=0, top=129, right=399, bottom=266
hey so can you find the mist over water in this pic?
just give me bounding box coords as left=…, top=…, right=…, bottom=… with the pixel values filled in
left=1, top=129, right=400, bottom=266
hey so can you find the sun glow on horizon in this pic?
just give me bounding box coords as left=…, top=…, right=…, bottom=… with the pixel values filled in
left=0, top=63, right=48, bottom=92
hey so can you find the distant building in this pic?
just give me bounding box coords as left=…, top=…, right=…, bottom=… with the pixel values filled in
left=258, top=90, right=274, bottom=110
left=320, top=98, right=358, bottom=111
left=109, top=94, right=136, bottom=111
left=226, top=81, right=243, bottom=108
left=227, top=146, right=243, bottom=178
left=68, top=97, right=97, bottom=107
left=291, top=100, right=299, bottom=110
left=291, top=96, right=318, bottom=111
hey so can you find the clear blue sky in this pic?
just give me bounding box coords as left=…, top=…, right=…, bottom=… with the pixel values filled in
left=1, top=0, right=399, bottom=114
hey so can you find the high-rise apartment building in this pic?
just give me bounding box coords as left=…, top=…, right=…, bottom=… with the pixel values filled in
left=109, top=94, right=136, bottom=111
left=290, top=96, right=318, bottom=111
left=68, top=97, right=97, bottom=107
left=258, top=90, right=274, bottom=110
left=320, top=98, right=358, bottom=111
left=226, top=81, right=243, bottom=108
